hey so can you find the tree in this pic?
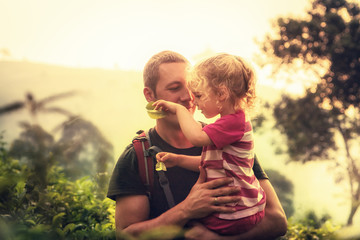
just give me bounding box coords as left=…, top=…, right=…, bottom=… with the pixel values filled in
left=8, top=119, right=113, bottom=194
left=53, top=117, right=113, bottom=194
left=9, top=122, right=55, bottom=189
left=260, top=0, right=360, bottom=225
left=1, top=91, right=113, bottom=195
left=0, top=91, right=76, bottom=119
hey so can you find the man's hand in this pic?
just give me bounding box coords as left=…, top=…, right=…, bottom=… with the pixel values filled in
left=180, top=166, right=242, bottom=220
left=184, top=179, right=289, bottom=240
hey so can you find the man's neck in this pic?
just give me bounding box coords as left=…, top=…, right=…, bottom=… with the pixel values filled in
left=155, top=120, right=194, bottom=149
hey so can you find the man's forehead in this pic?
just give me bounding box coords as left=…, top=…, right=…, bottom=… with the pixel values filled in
left=159, top=63, right=187, bottom=81
left=159, top=62, right=187, bottom=73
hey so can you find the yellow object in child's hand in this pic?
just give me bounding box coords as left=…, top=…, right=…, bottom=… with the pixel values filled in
left=156, top=161, right=167, bottom=171
left=146, top=101, right=166, bottom=119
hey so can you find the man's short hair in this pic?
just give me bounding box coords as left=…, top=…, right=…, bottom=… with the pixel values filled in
left=143, top=51, right=189, bottom=94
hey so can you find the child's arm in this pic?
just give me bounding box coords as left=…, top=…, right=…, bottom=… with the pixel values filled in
left=153, top=100, right=212, bottom=147
left=156, top=152, right=201, bottom=172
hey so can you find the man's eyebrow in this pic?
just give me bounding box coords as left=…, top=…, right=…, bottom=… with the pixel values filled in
left=165, top=81, right=182, bottom=88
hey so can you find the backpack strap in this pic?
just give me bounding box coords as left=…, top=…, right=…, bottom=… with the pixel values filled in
left=132, top=130, right=154, bottom=197
left=133, top=130, right=175, bottom=208
left=147, top=146, right=175, bottom=208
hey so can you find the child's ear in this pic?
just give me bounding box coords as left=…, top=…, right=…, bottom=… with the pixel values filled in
left=144, top=87, right=156, bottom=102
left=218, top=85, right=229, bottom=101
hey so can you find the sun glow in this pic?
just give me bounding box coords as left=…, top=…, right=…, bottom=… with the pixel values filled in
left=0, top=0, right=309, bottom=71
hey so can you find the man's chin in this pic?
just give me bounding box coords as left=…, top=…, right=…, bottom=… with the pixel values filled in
left=158, top=114, right=182, bottom=127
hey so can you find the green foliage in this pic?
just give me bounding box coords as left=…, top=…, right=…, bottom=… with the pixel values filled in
left=7, top=119, right=113, bottom=197
left=280, top=211, right=341, bottom=240
left=0, top=136, right=116, bottom=240
left=137, top=226, right=184, bottom=240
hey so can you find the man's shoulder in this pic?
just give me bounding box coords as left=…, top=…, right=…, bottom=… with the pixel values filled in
left=117, top=128, right=155, bottom=163
left=114, top=144, right=136, bottom=169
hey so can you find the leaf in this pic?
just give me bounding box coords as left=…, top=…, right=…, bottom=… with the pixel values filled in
left=15, top=180, right=26, bottom=198
left=64, top=223, right=76, bottom=233
left=146, top=102, right=166, bottom=119
left=52, top=212, right=65, bottom=226
left=155, top=162, right=167, bottom=171
left=139, top=225, right=183, bottom=240
left=25, top=219, right=36, bottom=226
left=147, top=110, right=167, bottom=119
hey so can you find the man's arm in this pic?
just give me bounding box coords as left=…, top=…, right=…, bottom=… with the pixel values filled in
left=115, top=167, right=242, bottom=237
left=185, top=179, right=288, bottom=240
left=115, top=195, right=149, bottom=230
left=115, top=194, right=191, bottom=235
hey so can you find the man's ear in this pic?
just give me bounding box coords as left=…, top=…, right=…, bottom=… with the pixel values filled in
left=144, top=87, right=156, bottom=102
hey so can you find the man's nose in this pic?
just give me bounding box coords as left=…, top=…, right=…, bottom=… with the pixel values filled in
left=180, top=87, right=192, bottom=102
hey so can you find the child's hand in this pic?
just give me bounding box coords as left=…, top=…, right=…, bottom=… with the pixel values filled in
left=153, top=100, right=179, bottom=115
left=156, top=152, right=179, bottom=168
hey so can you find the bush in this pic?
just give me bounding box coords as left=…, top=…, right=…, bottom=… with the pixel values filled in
left=279, top=211, right=341, bottom=240
left=0, top=136, right=116, bottom=240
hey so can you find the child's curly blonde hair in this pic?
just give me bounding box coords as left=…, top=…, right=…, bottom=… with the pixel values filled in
left=188, top=53, right=256, bottom=112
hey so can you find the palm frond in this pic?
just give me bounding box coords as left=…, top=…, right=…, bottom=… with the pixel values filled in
left=0, top=101, right=25, bottom=115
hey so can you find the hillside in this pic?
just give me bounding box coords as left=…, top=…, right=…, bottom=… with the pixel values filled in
left=0, top=60, right=147, bottom=153
left=0, top=60, right=280, bottom=152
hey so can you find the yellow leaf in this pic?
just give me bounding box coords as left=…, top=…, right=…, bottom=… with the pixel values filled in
left=156, top=162, right=167, bottom=171
left=146, top=101, right=166, bottom=119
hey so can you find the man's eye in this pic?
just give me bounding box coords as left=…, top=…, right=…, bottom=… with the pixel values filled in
left=169, top=86, right=180, bottom=91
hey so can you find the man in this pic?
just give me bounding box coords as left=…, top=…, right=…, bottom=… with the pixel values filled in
left=107, top=51, right=287, bottom=239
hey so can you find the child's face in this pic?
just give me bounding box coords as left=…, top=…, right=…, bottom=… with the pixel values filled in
left=193, top=90, right=219, bottom=118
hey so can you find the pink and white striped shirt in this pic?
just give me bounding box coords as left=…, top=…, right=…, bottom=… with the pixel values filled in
left=202, top=110, right=266, bottom=220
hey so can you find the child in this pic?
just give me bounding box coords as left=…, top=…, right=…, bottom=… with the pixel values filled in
left=153, top=53, right=266, bottom=235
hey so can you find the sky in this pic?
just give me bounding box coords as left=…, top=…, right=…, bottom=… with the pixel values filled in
left=0, top=0, right=309, bottom=70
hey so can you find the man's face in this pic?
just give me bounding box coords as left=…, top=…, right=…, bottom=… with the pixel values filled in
left=155, top=62, right=195, bottom=114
